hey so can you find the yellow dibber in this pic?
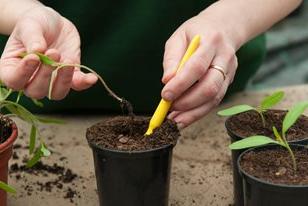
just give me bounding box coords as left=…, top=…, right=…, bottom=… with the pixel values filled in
left=145, top=35, right=201, bottom=135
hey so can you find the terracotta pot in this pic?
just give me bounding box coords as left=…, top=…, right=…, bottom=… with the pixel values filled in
left=0, top=122, right=18, bottom=206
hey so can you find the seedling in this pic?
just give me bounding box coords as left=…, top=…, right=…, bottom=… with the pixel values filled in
left=0, top=52, right=134, bottom=193
left=229, top=101, right=308, bottom=171
left=19, top=52, right=133, bottom=115
left=218, top=91, right=284, bottom=127
left=0, top=82, right=63, bottom=193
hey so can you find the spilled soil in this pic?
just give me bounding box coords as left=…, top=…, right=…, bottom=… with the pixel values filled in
left=9, top=143, right=81, bottom=203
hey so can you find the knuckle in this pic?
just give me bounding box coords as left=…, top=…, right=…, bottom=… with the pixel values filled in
left=24, top=90, right=45, bottom=100
left=208, top=31, right=223, bottom=45
left=190, top=57, right=208, bottom=77
left=4, top=79, right=23, bottom=91
left=223, top=47, right=236, bottom=65
left=174, top=100, right=190, bottom=111
left=203, top=82, right=220, bottom=98
left=213, top=95, right=223, bottom=107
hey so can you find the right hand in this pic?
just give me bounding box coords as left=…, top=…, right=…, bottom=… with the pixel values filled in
left=0, top=6, right=97, bottom=100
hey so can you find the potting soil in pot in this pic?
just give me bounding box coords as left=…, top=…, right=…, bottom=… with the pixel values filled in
left=0, top=115, right=13, bottom=144
left=86, top=116, right=179, bottom=151
left=227, top=110, right=308, bottom=141
left=240, top=147, right=308, bottom=185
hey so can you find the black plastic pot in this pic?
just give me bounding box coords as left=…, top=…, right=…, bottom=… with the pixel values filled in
left=87, top=141, right=175, bottom=206
left=238, top=144, right=308, bottom=206
left=225, top=110, right=308, bottom=206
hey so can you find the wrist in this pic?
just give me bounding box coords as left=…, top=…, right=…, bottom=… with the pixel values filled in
left=198, top=2, right=248, bottom=50
left=1, top=0, right=44, bottom=35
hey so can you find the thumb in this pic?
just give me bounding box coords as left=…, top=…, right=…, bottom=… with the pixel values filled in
left=162, top=32, right=187, bottom=84
left=17, top=19, right=47, bottom=53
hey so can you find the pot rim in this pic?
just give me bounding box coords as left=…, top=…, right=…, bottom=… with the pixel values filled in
left=225, top=109, right=308, bottom=143
left=237, top=144, right=308, bottom=188
left=87, top=139, right=176, bottom=156
left=0, top=121, right=18, bottom=153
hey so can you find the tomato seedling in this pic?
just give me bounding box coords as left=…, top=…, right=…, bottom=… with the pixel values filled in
left=218, top=91, right=284, bottom=127
left=229, top=101, right=308, bottom=171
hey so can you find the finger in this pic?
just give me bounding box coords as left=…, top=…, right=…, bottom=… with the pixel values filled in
left=50, top=59, right=74, bottom=100
left=173, top=80, right=229, bottom=128
left=0, top=54, right=40, bottom=90
left=162, top=31, right=187, bottom=84
left=172, top=59, right=227, bottom=111
left=162, top=42, right=215, bottom=101
left=24, top=49, right=60, bottom=99
left=167, top=111, right=181, bottom=120
left=71, top=70, right=98, bottom=91
left=17, top=19, right=47, bottom=53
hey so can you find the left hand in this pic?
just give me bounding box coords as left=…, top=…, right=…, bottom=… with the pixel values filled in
left=161, top=11, right=239, bottom=129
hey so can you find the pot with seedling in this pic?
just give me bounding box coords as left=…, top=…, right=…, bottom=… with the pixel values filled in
left=17, top=52, right=179, bottom=206
left=230, top=101, right=308, bottom=206
left=18, top=35, right=199, bottom=206
left=218, top=91, right=308, bottom=206
left=0, top=82, right=64, bottom=206
left=86, top=35, right=200, bottom=206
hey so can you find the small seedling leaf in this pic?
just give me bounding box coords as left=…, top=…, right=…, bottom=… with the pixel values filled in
left=0, top=181, right=16, bottom=194
left=26, top=149, right=42, bottom=168
left=229, top=136, right=279, bottom=150
left=31, top=99, right=44, bottom=107
left=40, top=144, right=51, bottom=157
left=37, top=116, right=65, bottom=124
left=35, top=52, right=56, bottom=66
left=260, top=91, right=284, bottom=111
left=283, top=101, right=308, bottom=134
left=217, top=105, right=254, bottom=116
left=29, top=125, right=37, bottom=154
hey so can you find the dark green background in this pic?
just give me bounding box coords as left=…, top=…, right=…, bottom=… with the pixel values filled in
left=0, top=1, right=265, bottom=114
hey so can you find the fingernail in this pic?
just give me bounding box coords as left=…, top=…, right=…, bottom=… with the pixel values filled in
left=26, top=60, right=39, bottom=69
left=86, top=73, right=98, bottom=84
left=163, top=91, right=174, bottom=101
left=30, top=43, right=42, bottom=52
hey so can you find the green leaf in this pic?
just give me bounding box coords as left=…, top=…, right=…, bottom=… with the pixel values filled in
left=31, top=99, right=44, bottom=108
left=15, top=91, right=23, bottom=103
left=260, top=91, right=284, bottom=111
left=20, top=52, right=57, bottom=66
left=35, top=52, right=56, bottom=66
left=229, top=135, right=280, bottom=150
left=26, top=149, right=42, bottom=168
left=29, top=125, right=37, bottom=154
left=0, top=181, right=16, bottom=194
left=37, top=116, right=65, bottom=124
left=0, top=87, right=10, bottom=101
left=283, top=101, right=308, bottom=134
left=40, top=143, right=51, bottom=157
left=217, top=105, right=254, bottom=116
left=3, top=101, right=37, bottom=124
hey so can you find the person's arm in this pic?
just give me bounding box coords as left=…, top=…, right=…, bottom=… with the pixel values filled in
left=200, top=0, right=302, bottom=50
left=0, top=0, right=43, bottom=35
left=162, top=0, right=302, bottom=128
